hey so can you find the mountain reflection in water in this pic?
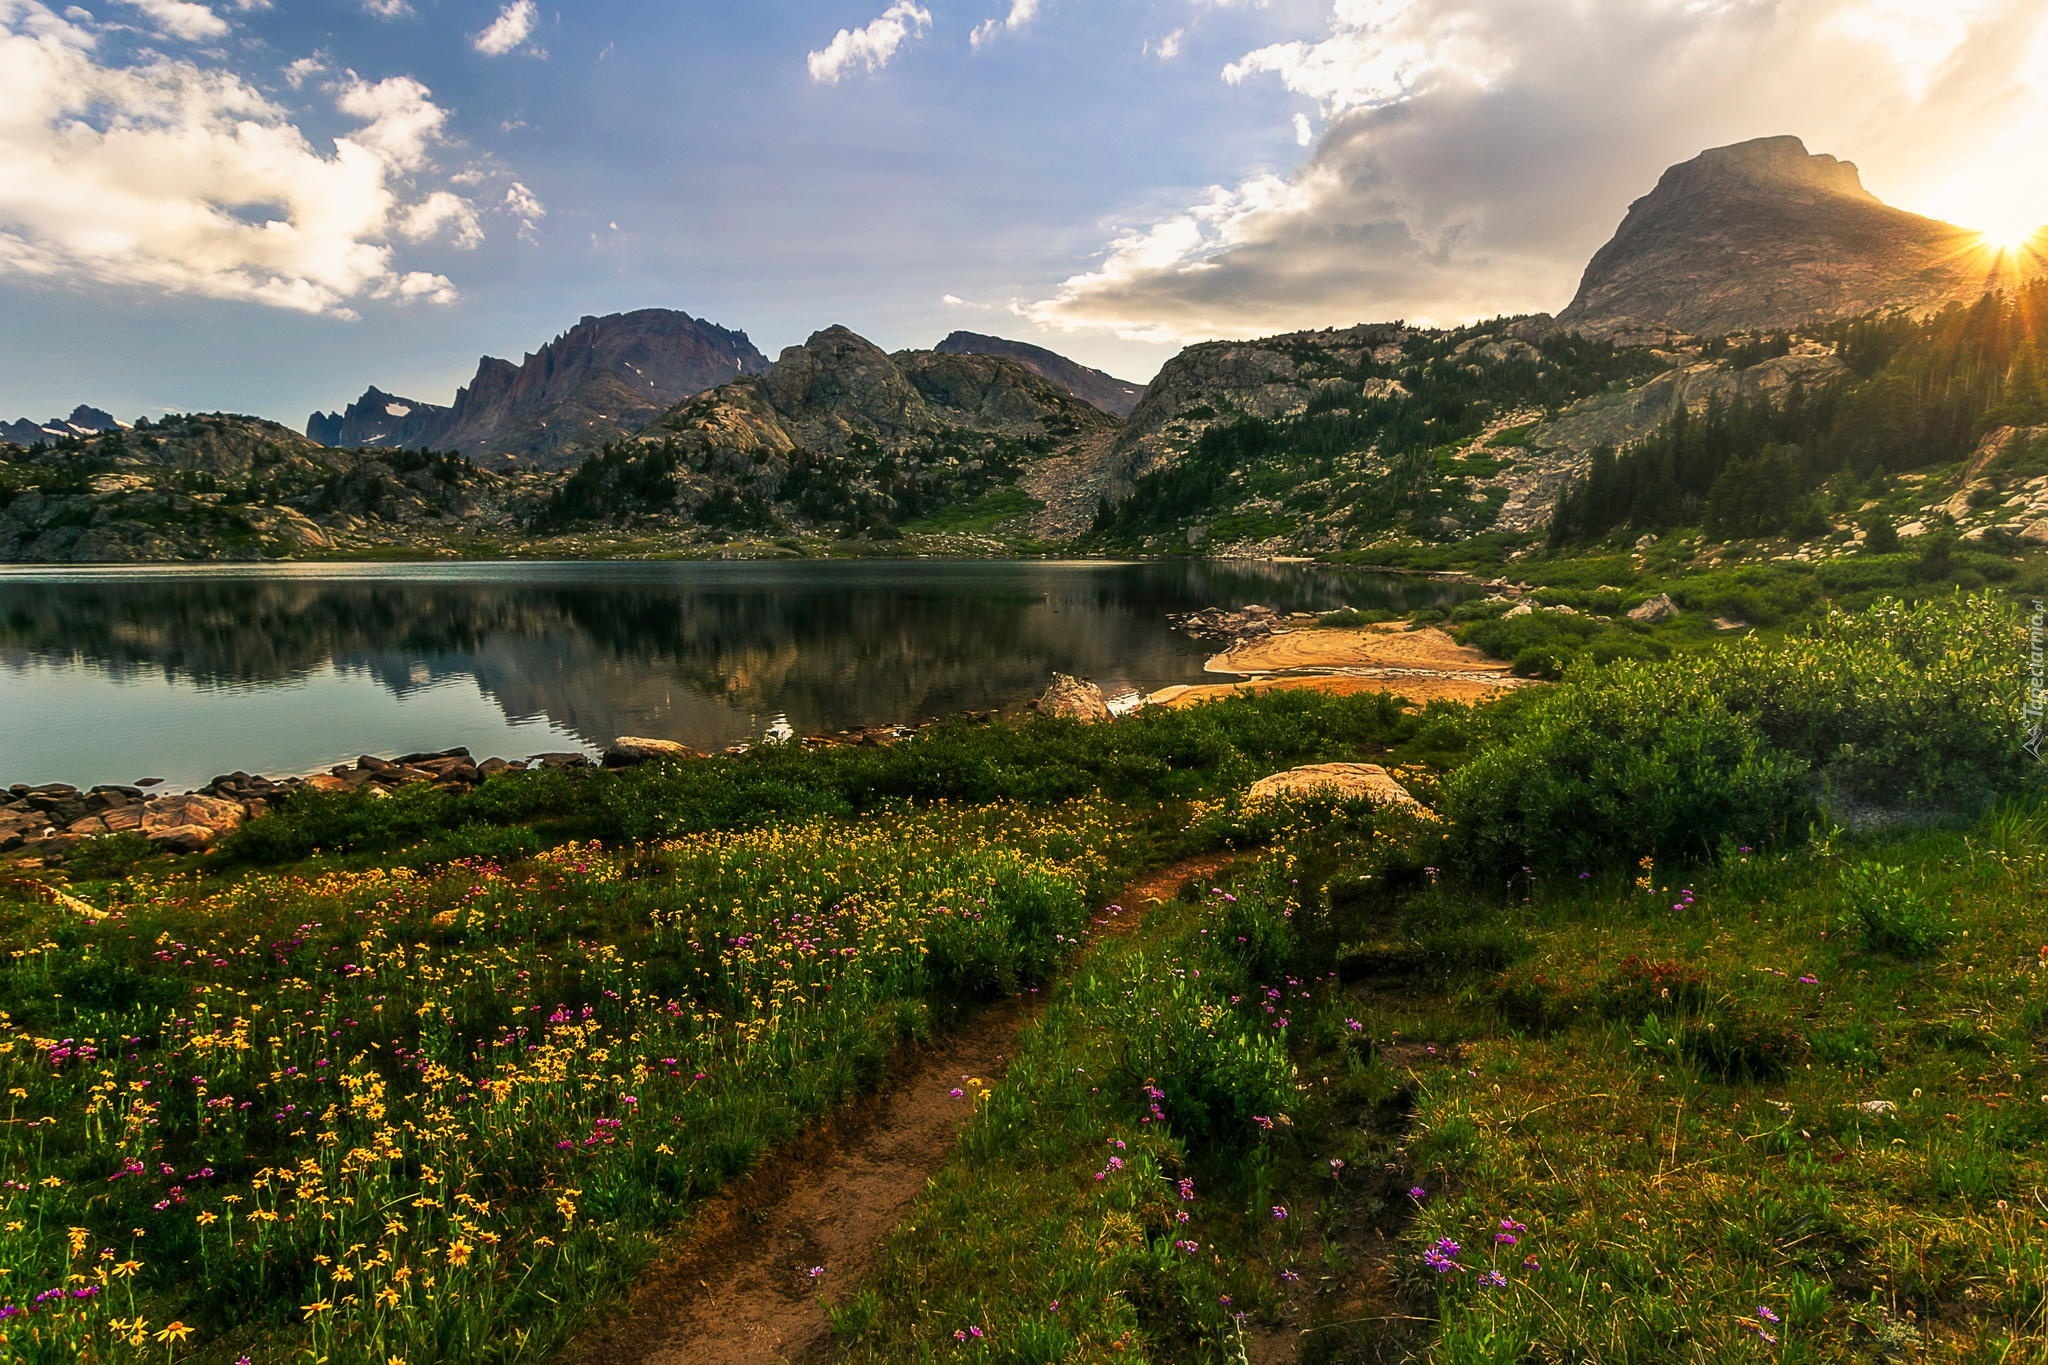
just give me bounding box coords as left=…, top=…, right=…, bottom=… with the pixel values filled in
left=0, top=560, right=1474, bottom=788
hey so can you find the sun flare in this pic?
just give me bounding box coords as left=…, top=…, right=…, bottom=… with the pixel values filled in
left=1975, top=221, right=2045, bottom=255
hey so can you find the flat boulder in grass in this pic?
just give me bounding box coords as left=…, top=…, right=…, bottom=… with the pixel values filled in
left=1038, top=673, right=1113, bottom=723
left=603, top=737, right=710, bottom=768
left=1247, top=763, right=1423, bottom=810
left=140, top=792, right=245, bottom=850
left=1627, top=592, right=1679, bottom=624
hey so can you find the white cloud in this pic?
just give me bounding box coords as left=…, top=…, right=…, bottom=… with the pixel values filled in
left=0, top=0, right=502, bottom=317
left=807, top=2, right=931, bottom=83
left=282, top=54, right=327, bottom=89
left=1291, top=111, right=1313, bottom=145
left=119, top=0, right=230, bottom=41
left=362, top=0, right=412, bottom=17
left=1028, top=0, right=2048, bottom=344
left=505, top=181, right=545, bottom=242
left=472, top=0, right=538, bottom=57
left=971, top=0, right=1039, bottom=50
left=400, top=190, right=483, bottom=248
left=334, top=74, right=447, bottom=170
left=1148, top=27, right=1185, bottom=61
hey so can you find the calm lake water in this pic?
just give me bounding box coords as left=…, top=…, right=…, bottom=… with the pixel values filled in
left=0, top=560, right=1474, bottom=789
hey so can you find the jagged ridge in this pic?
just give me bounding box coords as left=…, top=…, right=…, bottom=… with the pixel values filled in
left=309, top=309, right=769, bottom=468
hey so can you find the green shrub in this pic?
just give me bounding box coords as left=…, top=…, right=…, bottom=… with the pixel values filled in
left=1445, top=660, right=1811, bottom=872
left=1837, top=860, right=1952, bottom=958
left=1445, top=593, right=2029, bottom=874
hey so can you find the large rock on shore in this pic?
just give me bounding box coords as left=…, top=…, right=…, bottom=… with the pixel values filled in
left=603, top=736, right=709, bottom=767
left=1037, top=673, right=1113, bottom=723
left=1247, top=763, right=1422, bottom=810
left=140, top=793, right=245, bottom=850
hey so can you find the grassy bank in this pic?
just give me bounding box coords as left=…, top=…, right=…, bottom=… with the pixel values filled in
left=0, top=592, right=2036, bottom=1362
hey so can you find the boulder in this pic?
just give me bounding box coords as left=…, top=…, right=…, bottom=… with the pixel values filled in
left=1037, top=673, right=1113, bottom=723
left=1246, top=763, right=1422, bottom=809
left=300, top=773, right=354, bottom=793
left=140, top=793, right=245, bottom=849
left=1627, top=592, right=1679, bottom=624
left=101, top=806, right=144, bottom=833
left=603, top=737, right=709, bottom=768
left=1504, top=601, right=1535, bottom=618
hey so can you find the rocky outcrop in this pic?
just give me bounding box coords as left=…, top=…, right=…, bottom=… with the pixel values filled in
left=0, top=405, right=124, bottom=447
left=1246, top=763, right=1421, bottom=809
left=310, top=309, right=770, bottom=468
left=1486, top=346, right=1847, bottom=531
left=1558, top=136, right=2043, bottom=336
left=1110, top=323, right=1416, bottom=491
left=0, top=414, right=521, bottom=563
left=1036, top=673, right=1113, bottom=723
left=138, top=793, right=246, bottom=851
left=933, top=332, right=1145, bottom=417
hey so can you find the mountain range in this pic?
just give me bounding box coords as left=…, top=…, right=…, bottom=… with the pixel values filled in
left=306, top=309, right=770, bottom=468
left=5, top=134, right=2044, bottom=563
left=0, top=405, right=125, bottom=447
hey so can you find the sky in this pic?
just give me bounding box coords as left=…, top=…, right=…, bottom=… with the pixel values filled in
left=1, top=0, right=2045, bottom=428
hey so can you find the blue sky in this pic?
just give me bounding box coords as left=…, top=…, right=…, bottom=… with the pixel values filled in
left=1, top=0, right=2044, bottom=428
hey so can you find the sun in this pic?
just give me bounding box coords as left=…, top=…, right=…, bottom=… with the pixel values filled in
left=1975, top=219, right=2045, bottom=255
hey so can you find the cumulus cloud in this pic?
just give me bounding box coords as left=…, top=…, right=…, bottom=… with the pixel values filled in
left=472, top=0, right=538, bottom=57
left=0, top=0, right=510, bottom=317
left=807, top=2, right=931, bottom=83
left=399, top=191, right=483, bottom=248
left=971, top=0, right=1039, bottom=50
left=1027, top=0, right=2048, bottom=344
left=504, top=181, right=545, bottom=242
left=362, top=0, right=412, bottom=17
left=1148, top=28, right=1185, bottom=61
left=119, top=0, right=242, bottom=42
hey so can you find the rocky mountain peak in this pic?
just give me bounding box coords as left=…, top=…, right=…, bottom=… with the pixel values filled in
left=759, top=326, right=931, bottom=441
left=2, top=404, right=124, bottom=447
left=1661, top=135, right=1876, bottom=204
left=1557, top=136, right=2038, bottom=338
left=308, top=308, right=769, bottom=467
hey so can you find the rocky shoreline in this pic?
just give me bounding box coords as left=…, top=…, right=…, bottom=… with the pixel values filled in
left=3, top=602, right=1505, bottom=863
left=0, top=716, right=994, bottom=861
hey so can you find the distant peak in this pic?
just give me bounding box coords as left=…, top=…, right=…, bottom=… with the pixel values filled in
left=1657, top=135, right=1875, bottom=203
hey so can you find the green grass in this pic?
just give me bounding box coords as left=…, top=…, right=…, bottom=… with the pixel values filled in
left=841, top=796, right=2048, bottom=1362
left=901, top=488, right=1046, bottom=535
left=3, top=596, right=2039, bottom=1362
left=0, top=802, right=1157, bottom=1362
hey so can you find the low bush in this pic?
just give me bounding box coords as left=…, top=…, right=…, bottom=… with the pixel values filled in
left=1836, top=860, right=1952, bottom=958
left=1445, top=593, right=2029, bottom=873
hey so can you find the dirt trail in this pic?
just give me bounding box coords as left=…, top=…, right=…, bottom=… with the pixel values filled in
left=571, top=852, right=1238, bottom=1365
